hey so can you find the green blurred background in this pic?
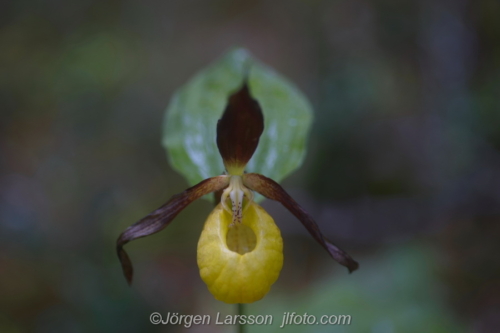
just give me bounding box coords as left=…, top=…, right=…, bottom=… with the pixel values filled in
left=1, top=0, right=500, bottom=332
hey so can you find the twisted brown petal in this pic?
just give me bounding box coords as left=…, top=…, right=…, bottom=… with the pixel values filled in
left=243, top=173, right=359, bottom=273
left=117, top=175, right=230, bottom=284
left=216, top=82, right=264, bottom=174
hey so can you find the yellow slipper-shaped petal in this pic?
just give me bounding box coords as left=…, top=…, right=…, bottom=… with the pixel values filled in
left=197, top=202, right=283, bottom=304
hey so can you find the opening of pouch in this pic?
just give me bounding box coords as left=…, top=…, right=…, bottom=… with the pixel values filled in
left=226, top=223, right=257, bottom=254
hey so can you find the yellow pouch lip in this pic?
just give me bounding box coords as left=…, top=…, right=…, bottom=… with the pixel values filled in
left=197, top=202, right=283, bottom=304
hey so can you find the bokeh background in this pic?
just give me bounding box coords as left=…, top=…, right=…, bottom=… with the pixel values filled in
left=1, top=0, right=500, bottom=332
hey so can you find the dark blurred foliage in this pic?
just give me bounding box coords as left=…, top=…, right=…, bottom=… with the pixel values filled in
left=1, top=0, right=500, bottom=332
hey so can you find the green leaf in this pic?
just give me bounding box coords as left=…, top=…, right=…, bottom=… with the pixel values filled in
left=162, top=48, right=313, bottom=201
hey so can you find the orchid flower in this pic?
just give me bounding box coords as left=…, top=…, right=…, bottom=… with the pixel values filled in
left=116, top=81, right=358, bottom=304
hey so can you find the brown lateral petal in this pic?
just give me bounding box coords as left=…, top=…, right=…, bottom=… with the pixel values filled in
left=243, top=173, right=359, bottom=273
left=117, top=175, right=230, bottom=284
left=216, top=82, right=264, bottom=174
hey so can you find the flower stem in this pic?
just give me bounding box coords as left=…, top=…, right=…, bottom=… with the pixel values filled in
left=237, top=303, right=246, bottom=333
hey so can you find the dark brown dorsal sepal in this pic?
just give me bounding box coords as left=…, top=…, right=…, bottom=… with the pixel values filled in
left=216, top=82, right=264, bottom=175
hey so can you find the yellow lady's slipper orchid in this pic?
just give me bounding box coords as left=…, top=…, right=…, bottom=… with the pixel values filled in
left=116, top=79, right=358, bottom=304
